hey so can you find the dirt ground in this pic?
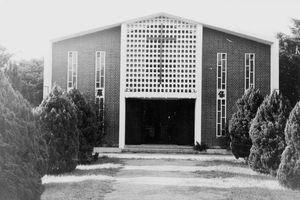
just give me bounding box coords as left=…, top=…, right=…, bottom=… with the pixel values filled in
left=42, top=154, right=300, bottom=200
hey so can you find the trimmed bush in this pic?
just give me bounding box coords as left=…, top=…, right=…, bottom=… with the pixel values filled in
left=193, top=141, right=209, bottom=152
left=67, top=89, right=101, bottom=164
left=0, top=70, right=47, bottom=200
left=277, top=101, right=300, bottom=190
left=38, top=85, right=79, bottom=174
left=229, top=88, right=264, bottom=159
left=249, top=91, right=291, bottom=175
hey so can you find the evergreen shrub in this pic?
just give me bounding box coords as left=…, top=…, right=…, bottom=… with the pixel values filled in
left=0, top=70, right=47, bottom=200
left=38, top=85, right=79, bottom=174
left=67, top=89, right=101, bottom=164
left=249, top=91, right=291, bottom=175
left=229, top=88, right=264, bottom=159
left=277, top=101, right=300, bottom=189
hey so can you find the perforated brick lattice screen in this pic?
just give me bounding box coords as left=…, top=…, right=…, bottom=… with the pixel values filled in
left=124, top=16, right=198, bottom=95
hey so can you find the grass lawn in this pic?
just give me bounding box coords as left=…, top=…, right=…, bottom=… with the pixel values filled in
left=42, top=180, right=113, bottom=200
left=41, top=156, right=300, bottom=200
left=41, top=156, right=122, bottom=200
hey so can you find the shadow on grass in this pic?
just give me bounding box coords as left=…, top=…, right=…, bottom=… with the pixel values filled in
left=42, top=156, right=124, bottom=200
left=182, top=186, right=300, bottom=200
left=196, top=159, right=248, bottom=168
left=57, top=156, right=124, bottom=177
left=193, top=170, right=274, bottom=180
left=227, top=187, right=300, bottom=200
left=95, top=156, right=124, bottom=165
left=42, top=180, right=114, bottom=200
left=71, top=167, right=121, bottom=176
left=195, top=159, right=276, bottom=180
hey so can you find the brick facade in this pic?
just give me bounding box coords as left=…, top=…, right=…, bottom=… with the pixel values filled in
left=202, top=27, right=271, bottom=147
left=52, top=26, right=121, bottom=146
left=49, top=17, right=273, bottom=148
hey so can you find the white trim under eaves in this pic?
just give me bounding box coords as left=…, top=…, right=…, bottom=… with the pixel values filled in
left=51, top=12, right=274, bottom=45
left=270, top=39, right=279, bottom=92
left=43, top=42, right=52, bottom=99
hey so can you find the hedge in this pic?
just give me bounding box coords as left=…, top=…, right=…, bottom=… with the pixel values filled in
left=277, top=101, right=300, bottom=189
left=249, top=91, right=291, bottom=175
left=0, top=70, right=47, bottom=200
left=38, top=85, right=79, bottom=174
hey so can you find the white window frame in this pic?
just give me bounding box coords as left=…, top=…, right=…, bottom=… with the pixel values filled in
left=67, top=51, right=78, bottom=91
left=216, top=53, right=227, bottom=137
left=43, top=86, right=49, bottom=98
left=245, top=53, right=255, bottom=90
left=95, top=51, right=106, bottom=123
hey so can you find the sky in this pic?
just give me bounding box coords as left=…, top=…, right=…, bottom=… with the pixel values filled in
left=0, top=0, right=300, bottom=60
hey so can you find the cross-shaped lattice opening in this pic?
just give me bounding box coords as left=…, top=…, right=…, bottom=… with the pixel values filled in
left=124, top=16, right=198, bottom=94
left=146, top=24, right=177, bottom=85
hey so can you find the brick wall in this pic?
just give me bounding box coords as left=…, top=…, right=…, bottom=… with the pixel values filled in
left=51, top=24, right=272, bottom=148
left=202, top=27, right=271, bottom=147
left=52, top=26, right=121, bottom=146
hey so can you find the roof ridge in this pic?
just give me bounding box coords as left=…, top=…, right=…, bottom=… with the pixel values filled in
left=51, top=12, right=275, bottom=45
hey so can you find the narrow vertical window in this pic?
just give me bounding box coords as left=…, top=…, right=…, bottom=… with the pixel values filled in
left=245, top=53, right=255, bottom=90
left=67, top=51, right=78, bottom=91
left=216, top=53, right=227, bottom=137
left=95, top=51, right=105, bottom=123
left=43, top=86, right=49, bottom=98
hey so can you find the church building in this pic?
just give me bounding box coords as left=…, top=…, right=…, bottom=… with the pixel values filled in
left=43, top=13, right=279, bottom=149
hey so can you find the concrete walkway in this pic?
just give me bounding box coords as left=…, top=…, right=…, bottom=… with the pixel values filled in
left=101, top=154, right=295, bottom=200
left=42, top=154, right=300, bottom=200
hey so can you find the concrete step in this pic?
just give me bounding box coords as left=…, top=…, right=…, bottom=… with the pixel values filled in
left=94, top=147, right=122, bottom=153
left=93, top=145, right=232, bottom=155
left=123, top=145, right=223, bottom=154
left=122, top=148, right=198, bottom=154
left=125, top=144, right=194, bottom=150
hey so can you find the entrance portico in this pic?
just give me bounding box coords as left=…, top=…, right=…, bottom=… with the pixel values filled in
left=118, top=15, right=203, bottom=148
left=125, top=99, right=195, bottom=145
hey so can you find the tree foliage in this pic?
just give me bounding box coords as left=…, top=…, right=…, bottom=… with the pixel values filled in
left=249, top=91, right=291, bottom=175
left=278, top=19, right=300, bottom=106
left=67, top=89, right=101, bottom=164
left=0, top=45, right=43, bottom=107
left=0, top=45, right=12, bottom=68
left=0, top=70, right=47, bottom=200
left=38, top=85, right=79, bottom=174
left=277, top=101, right=300, bottom=190
left=18, top=59, right=44, bottom=106
left=4, top=63, right=22, bottom=92
left=229, top=88, right=264, bottom=159
left=4, top=58, right=44, bottom=107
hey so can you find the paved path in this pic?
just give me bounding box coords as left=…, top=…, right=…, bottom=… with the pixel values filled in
left=42, top=154, right=300, bottom=200
left=102, top=155, right=295, bottom=200
left=105, top=158, right=223, bottom=200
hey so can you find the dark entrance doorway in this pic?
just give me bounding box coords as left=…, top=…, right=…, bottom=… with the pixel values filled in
left=125, top=99, right=195, bottom=145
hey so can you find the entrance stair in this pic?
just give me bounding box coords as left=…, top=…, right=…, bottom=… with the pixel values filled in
left=123, top=145, right=196, bottom=154
left=122, top=145, right=229, bottom=154
left=94, top=145, right=231, bottom=155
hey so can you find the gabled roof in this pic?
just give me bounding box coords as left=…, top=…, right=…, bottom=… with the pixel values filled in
left=51, top=12, right=274, bottom=45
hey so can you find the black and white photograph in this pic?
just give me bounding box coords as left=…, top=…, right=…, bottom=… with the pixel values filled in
left=0, top=0, right=300, bottom=199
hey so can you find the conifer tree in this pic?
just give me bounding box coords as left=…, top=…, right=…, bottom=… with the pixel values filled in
left=229, top=88, right=264, bottom=159
left=39, top=85, right=79, bottom=174
left=277, top=101, right=300, bottom=189
left=0, top=70, right=47, bottom=200
left=67, top=89, right=101, bottom=163
left=249, top=91, right=291, bottom=175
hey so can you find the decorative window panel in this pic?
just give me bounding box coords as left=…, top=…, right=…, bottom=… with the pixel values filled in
left=43, top=86, right=49, bottom=98
left=216, top=53, right=227, bottom=137
left=124, top=16, right=197, bottom=95
left=67, top=51, right=78, bottom=91
left=245, top=53, right=255, bottom=90
left=95, top=51, right=105, bottom=122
